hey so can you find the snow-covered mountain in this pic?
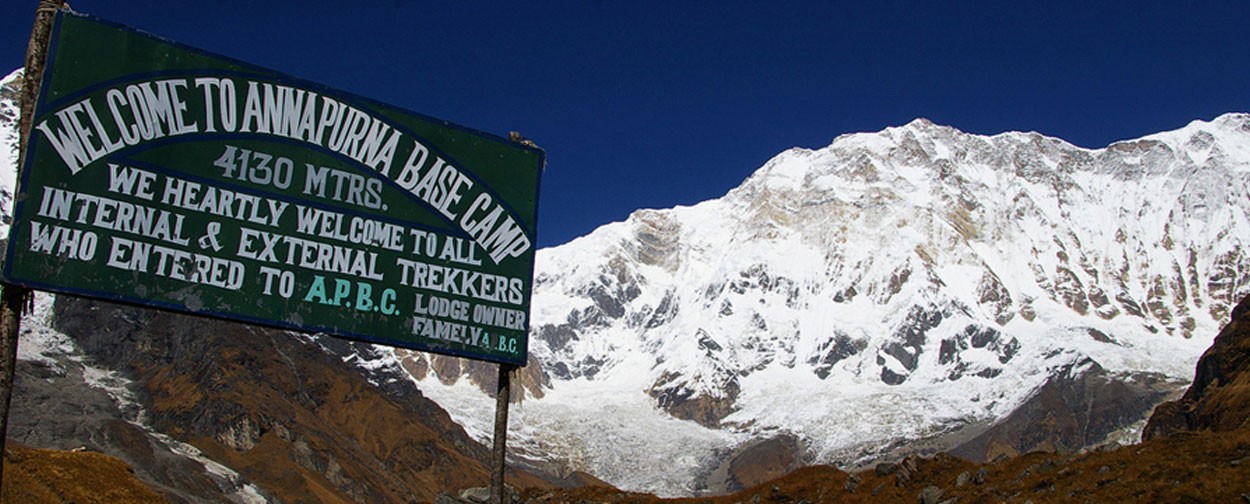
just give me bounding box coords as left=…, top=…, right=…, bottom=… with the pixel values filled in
left=0, top=69, right=22, bottom=236
left=398, top=113, right=1250, bottom=495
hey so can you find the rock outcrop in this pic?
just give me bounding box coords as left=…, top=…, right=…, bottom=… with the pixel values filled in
left=1144, top=294, right=1250, bottom=438
left=951, top=359, right=1180, bottom=462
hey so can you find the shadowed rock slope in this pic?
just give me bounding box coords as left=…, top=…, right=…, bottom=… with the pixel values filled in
left=29, top=295, right=559, bottom=503
left=1145, top=294, right=1250, bottom=438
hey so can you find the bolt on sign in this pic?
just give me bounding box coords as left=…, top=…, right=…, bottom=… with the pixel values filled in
left=2, top=11, right=543, bottom=365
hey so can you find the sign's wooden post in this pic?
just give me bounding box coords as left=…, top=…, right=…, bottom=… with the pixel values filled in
left=490, top=363, right=515, bottom=504
left=0, top=0, right=65, bottom=489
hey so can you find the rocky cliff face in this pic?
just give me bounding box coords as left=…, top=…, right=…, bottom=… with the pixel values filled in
left=37, top=294, right=555, bottom=503
left=1144, top=294, right=1250, bottom=438
left=9, top=291, right=558, bottom=503
left=8, top=295, right=257, bottom=502
left=950, top=359, right=1178, bottom=462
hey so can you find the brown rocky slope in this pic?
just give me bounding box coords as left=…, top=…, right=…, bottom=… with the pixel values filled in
left=1144, top=294, right=1250, bottom=438
left=12, top=294, right=572, bottom=503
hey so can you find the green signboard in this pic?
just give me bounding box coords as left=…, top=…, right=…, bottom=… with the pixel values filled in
left=3, top=11, right=543, bottom=365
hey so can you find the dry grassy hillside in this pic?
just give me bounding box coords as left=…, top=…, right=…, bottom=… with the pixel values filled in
left=3, top=443, right=166, bottom=503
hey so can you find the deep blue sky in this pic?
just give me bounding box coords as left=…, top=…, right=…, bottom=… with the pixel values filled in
left=3, top=1, right=1247, bottom=248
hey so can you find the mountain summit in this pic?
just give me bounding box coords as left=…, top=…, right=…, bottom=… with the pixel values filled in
left=403, top=113, right=1250, bottom=495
